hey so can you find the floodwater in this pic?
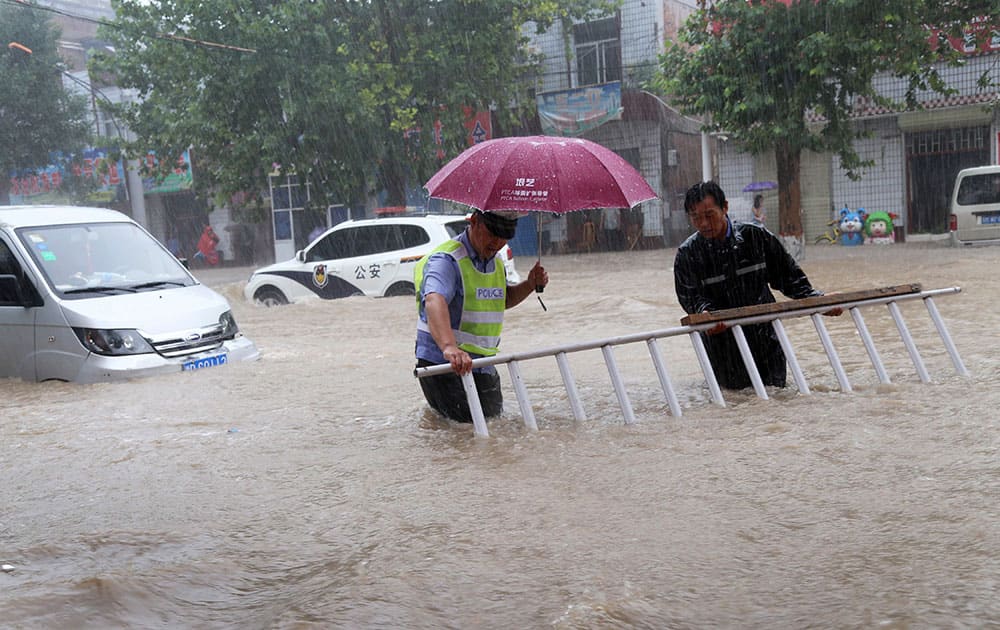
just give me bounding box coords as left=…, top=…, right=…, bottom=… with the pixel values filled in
left=2, top=242, right=998, bottom=629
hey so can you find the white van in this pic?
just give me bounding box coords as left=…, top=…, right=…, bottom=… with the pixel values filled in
left=950, top=165, right=1000, bottom=246
left=0, top=205, right=259, bottom=382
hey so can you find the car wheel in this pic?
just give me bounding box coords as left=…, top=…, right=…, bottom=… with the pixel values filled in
left=384, top=281, right=415, bottom=297
left=254, top=286, right=288, bottom=307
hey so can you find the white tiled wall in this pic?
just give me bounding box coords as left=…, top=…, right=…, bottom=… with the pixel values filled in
left=833, top=118, right=906, bottom=225
left=619, top=0, right=663, bottom=87
left=589, top=120, right=665, bottom=236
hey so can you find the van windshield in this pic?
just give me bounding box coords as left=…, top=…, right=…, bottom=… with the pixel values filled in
left=17, top=221, right=195, bottom=298
left=956, top=173, right=1000, bottom=206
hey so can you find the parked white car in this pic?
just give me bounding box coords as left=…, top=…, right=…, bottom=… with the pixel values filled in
left=950, top=165, right=1000, bottom=246
left=0, top=205, right=259, bottom=382
left=244, top=214, right=521, bottom=306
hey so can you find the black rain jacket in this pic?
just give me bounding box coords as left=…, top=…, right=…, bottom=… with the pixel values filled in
left=673, top=221, right=822, bottom=389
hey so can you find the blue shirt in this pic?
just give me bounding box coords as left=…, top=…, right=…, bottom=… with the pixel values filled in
left=415, top=229, right=500, bottom=370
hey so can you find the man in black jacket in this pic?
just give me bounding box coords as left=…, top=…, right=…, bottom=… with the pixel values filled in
left=674, top=181, right=838, bottom=390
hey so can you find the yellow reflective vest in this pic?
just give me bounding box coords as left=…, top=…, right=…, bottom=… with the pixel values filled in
left=415, top=239, right=506, bottom=356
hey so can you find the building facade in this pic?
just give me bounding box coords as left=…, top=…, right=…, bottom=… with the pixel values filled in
left=527, top=0, right=706, bottom=250
left=14, top=1, right=253, bottom=265
left=716, top=36, right=1000, bottom=243
left=530, top=2, right=999, bottom=246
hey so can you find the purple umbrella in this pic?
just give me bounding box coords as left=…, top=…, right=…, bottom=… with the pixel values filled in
left=742, top=181, right=778, bottom=193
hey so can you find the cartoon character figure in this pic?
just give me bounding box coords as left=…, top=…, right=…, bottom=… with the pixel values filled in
left=838, top=207, right=866, bottom=246
left=864, top=210, right=897, bottom=245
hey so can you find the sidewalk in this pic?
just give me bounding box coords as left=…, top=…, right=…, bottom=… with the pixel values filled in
left=190, top=264, right=256, bottom=289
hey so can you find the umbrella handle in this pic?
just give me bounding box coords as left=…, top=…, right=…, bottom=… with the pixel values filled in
left=535, top=220, right=545, bottom=293
left=534, top=218, right=546, bottom=310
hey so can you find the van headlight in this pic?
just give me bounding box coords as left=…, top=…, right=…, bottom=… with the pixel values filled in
left=73, top=328, right=155, bottom=356
left=220, top=310, right=240, bottom=339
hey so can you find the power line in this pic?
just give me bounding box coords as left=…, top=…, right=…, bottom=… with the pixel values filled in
left=3, top=1, right=688, bottom=78
left=8, top=36, right=127, bottom=138
left=1, top=0, right=256, bottom=53
left=59, top=69, right=125, bottom=138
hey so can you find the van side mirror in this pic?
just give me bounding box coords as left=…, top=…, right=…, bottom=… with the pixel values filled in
left=295, top=250, right=305, bottom=263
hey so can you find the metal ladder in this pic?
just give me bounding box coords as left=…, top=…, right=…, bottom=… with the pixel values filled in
left=414, top=286, right=967, bottom=437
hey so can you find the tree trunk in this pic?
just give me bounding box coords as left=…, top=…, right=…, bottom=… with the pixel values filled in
left=775, top=139, right=804, bottom=260
left=561, top=16, right=574, bottom=88
left=373, top=0, right=406, bottom=208
left=382, top=162, right=408, bottom=207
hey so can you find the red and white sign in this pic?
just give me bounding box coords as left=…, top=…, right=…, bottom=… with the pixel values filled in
left=463, top=107, right=492, bottom=146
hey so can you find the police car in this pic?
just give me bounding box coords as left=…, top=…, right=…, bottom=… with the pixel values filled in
left=244, top=214, right=520, bottom=306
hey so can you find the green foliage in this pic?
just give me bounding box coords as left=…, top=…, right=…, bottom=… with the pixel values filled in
left=0, top=2, right=93, bottom=203
left=96, top=0, right=599, bottom=208
left=652, top=0, right=999, bottom=179
left=650, top=0, right=998, bottom=236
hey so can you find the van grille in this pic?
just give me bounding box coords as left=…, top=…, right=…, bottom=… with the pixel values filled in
left=148, top=324, right=228, bottom=358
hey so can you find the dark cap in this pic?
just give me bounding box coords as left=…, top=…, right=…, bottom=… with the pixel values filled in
left=477, top=210, right=519, bottom=239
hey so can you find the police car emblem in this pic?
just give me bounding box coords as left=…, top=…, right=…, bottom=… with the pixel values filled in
left=312, top=264, right=328, bottom=288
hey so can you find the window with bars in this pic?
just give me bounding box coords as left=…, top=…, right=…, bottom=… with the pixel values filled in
left=574, top=17, right=621, bottom=87
left=269, top=174, right=312, bottom=210
left=906, top=127, right=987, bottom=156
left=269, top=173, right=313, bottom=243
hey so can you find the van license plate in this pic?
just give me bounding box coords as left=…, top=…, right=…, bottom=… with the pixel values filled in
left=182, top=354, right=228, bottom=371
left=981, top=214, right=1000, bottom=225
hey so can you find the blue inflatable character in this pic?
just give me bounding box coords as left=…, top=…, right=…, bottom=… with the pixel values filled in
left=838, top=207, right=866, bottom=246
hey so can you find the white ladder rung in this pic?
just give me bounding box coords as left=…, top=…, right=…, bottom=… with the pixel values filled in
left=555, top=351, right=586, bottom=422
left=601, top=345, right=636, bottom=424
left=850, top=306, right=891, bottom=384
left=772, top=318, right=810, bottom=394
left=507, top=360, right=537, bottom=431
left=731, top=324, right=769, bottom=400
left=924, top=297, right=969, bottom=377
left=812, top=313, right=852, bottom=392
left=460, top=372, right=489, bottom=438
left=888, top=301, right=930, bottom=383
left=647, top=338, right=683, bottom=417
left=689, top=331, right=726, bottom=407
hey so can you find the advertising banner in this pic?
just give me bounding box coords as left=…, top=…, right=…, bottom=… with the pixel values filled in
left=536, top=81, right=623, bottom=137
left=142, top=149, right=193, bottom=193
left=9, top=148, right=126, bottom=205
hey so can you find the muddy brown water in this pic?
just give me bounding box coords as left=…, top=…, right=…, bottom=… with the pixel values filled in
left=2, top=243, right=998, bottom=628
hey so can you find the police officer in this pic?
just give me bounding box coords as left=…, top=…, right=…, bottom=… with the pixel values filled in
left=415, top=210, right=548, bottom=422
